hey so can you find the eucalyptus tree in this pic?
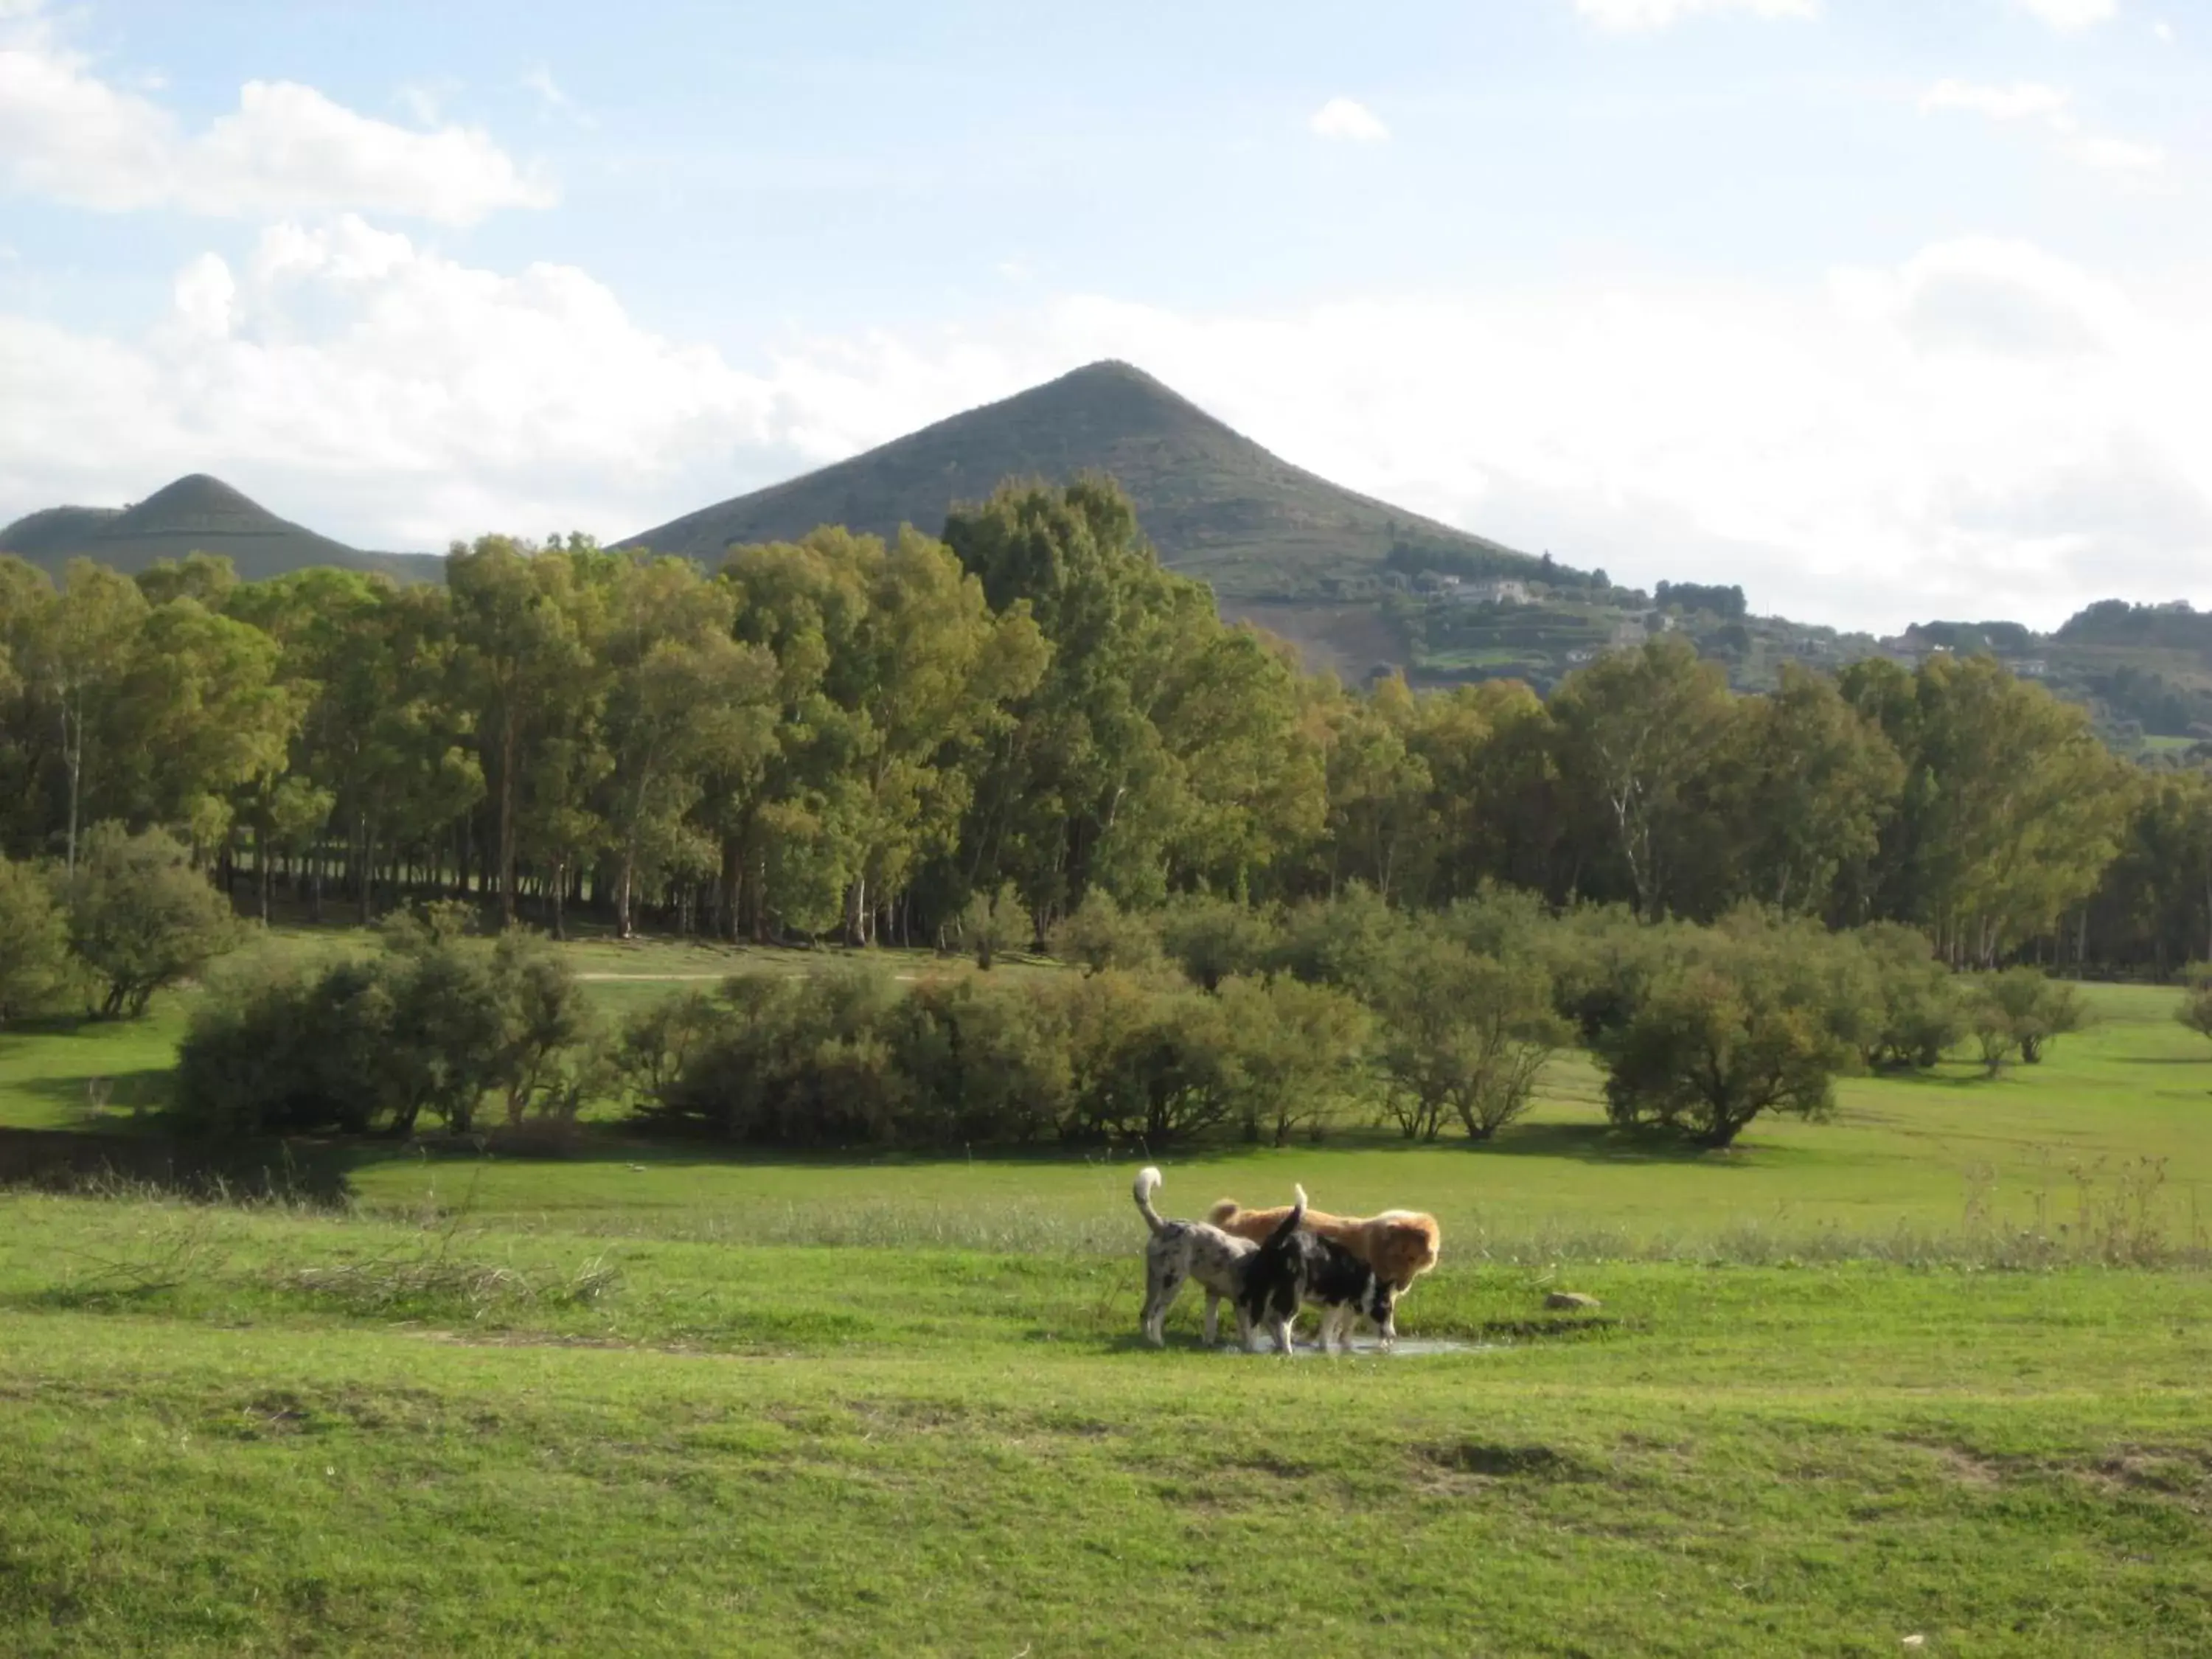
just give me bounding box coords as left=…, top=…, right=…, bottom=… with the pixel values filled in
left=448, top=536, right=599, bottom=922
left=1711, top=664, right=1902, bottom=921
left=1548, top=636, right=1736, bottom=918
left=1843, top=653, right=2130, bottom=962
left=597, top=556, right=776, bottom=938
left=20, top=560, right=146, bottom=872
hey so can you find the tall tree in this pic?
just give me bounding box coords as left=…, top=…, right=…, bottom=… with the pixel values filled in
left=1712, top=664, right=1902, bottom=920
left=1843, top=653, right=2129, bottom=961
left=21, top=560, right=146, bottom=872
left=448, top=537, right=597, bottom=922
left=1548, top=636, right=1736, bottom=918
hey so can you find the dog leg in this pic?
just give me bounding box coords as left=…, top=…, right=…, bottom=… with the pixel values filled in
left=1203, top=1291, right=1221, bottom=1348
left=1142, top=1263, right=1182, bottom=1347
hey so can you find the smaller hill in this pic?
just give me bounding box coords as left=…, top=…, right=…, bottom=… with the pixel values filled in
left=0, top=505, right=124, bottom=559
left=0, top=475, right=443, bottom=585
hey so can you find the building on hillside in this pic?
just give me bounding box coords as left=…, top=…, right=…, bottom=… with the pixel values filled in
left=2012, top=658, right=2048, bottom=678
left=1453, top=577, right=1531, bottom=606
left=1610, top=619, right=1649, bottom=647
left=1565, top=647, right=1601, bottom=665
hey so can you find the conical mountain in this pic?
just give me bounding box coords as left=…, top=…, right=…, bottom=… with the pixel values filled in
left=622, top=360, right=1539, bottom=597
left=0, top=474, right=442, bottom=584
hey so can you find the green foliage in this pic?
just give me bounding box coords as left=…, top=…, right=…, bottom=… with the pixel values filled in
left=0, top=852, right=72, bottom=1023
left=175, top=914, right=593, bottom=1138
left=1046, top=888, right=1164, bottom=976
left=1597, top=918, right=1871, bottom=1149
left=57, top=824, right=237, bottom=1018
left=1543, top=903, right=1664, bottom=1045
left=1970, top=967, right=2090, bottom=1073
left=2176, top=970, right=2212, bottom=1047
left=1272, top=881, right=1408, bottom=997
left=1371, top=924, right=1568, bottom=1141
left=1854, top=922, right=1965, bottom=1070
left=956, top=883, right=1027, bottom=970
left=1154, top=892, right=1280, bottom=992
left=627, top=963, right=1363, bottom=1150
left=1210, top=973, right=1371, bottom=1145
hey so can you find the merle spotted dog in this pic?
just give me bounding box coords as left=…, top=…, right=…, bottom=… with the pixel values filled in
left=1238, top=1183, right=1399, bottom=1354
left=1132, top=1166, right=1285, bottom=1351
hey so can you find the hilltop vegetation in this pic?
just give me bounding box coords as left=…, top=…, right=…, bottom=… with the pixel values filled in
left=620, top=360, right=1551, bottom=598
left=0, top=474, right=442, bottom=587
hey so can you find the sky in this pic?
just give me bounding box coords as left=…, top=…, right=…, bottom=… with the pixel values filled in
left=1, top=0, right=2205, bottom=633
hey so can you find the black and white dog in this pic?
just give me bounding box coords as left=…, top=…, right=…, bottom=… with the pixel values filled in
left=1239, top=1183, right=1399, bottom=1354
left=1133, top=1166, right=1293, bottom=1352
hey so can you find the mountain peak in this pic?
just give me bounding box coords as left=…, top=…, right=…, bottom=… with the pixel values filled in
left=619, top=361, right=1537, bottom=600
left=0, top=473, right=442, bottom=585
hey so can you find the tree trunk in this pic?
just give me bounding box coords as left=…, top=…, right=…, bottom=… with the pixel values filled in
left=498, top=709, right=519, bottom=925
left=616, top=841, right=637, bottom=939
left=62, top=702, right=83, bottom=876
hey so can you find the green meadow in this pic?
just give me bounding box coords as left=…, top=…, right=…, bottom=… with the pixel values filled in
left=1, top=945, right=2209, bottom=1655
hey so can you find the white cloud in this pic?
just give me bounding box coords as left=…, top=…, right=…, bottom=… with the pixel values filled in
left=1921, top=78, right=2164, bottom=181
left=0, top=14, right=551, bottom=223
left=2065, top=132, right=2166, bottom=174
left=1572, top=0, right=1817, bottom=32
left=2013, top=0, right=2118, bottom=29
left=2154, top=21, right=2176, bottom=43
left=7, top=229, right=2208, bottom=634
left=1308, top=97, right=1389, bottom=143
left=522, top=64, right=594, bottom=129
left=1920, top=79, right=2071, bottom=122
left=0, top=218, right=776, bottom=546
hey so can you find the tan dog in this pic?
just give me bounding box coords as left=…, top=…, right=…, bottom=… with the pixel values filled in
left=1207, top=1197, right=1441, bottom=1293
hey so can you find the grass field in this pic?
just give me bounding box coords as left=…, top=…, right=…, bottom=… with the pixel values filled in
left=2, top=943, right=2210, bottom=1653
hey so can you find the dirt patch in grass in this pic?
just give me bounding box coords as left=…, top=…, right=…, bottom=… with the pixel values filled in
left=1420, top=1441, right=1601, bottom=1484
left=1905, top=1436, right=2212, bottom=1506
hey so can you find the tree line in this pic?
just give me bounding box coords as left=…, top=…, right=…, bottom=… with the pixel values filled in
left=173, top=889, right=2093, bottom=1152
left=0, top=476, right=2201, bottom=969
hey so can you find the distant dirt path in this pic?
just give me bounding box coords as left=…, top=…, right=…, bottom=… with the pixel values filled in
left=574, top=972, right=728, bottom=982
left=576, top=970, right=920, bottom=982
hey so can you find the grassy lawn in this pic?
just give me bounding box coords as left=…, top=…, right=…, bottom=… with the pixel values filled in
left=3, top=958, right=2211, bottom=1652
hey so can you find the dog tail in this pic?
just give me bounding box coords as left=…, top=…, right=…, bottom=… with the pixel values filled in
left=1206, top=1198, right=1239, bottom=1228
left=1132, top=1166, right=1170, bottom=1237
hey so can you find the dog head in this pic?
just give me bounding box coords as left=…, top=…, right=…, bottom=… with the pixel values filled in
left=1368, top=1212, right=1441, bottom=1289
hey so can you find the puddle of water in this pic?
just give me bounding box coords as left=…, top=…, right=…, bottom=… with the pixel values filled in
left=1214, top=1337, right=1492, bottom=1357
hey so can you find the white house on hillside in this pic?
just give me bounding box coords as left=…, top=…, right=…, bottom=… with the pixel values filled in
left=1456, top=577, right=1531, bottom=606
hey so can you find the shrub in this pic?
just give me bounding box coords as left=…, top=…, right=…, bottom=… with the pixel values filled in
left=486, top=929, right=599, bottom=1126
left=175, top=957, right=394, bottom=1137
left=639, top=969, right=909, bottom=1145
left=1272, top=883, right=1406, bottom=997
left=175, top=914, right=592, bottom=1138
left=1211, top=974, right=1372, bottom=1145
left=897, top=975, right=1072, bottom=1144
left=1544, top=903, right=1665, bottom=1044
left=2178, top=969, right=2212, bottom=1047
left=1155, top=894, right=1281, bottom=992
left=0, top=854, right=72, bottom=1025
left=1046, top=889, right=1164, bottom=977
left=1854, top=922, right=1964, bottom=1070
left=1969, top=968, right=2089, bottom=1073
left=1596, top=919, right=1868, bottom=1149
left=1372, top=925, right=1568, bottom=1142
left=955, top=882, right=1027, bottom=970
left=58, top=823, right=237, bottom=1017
